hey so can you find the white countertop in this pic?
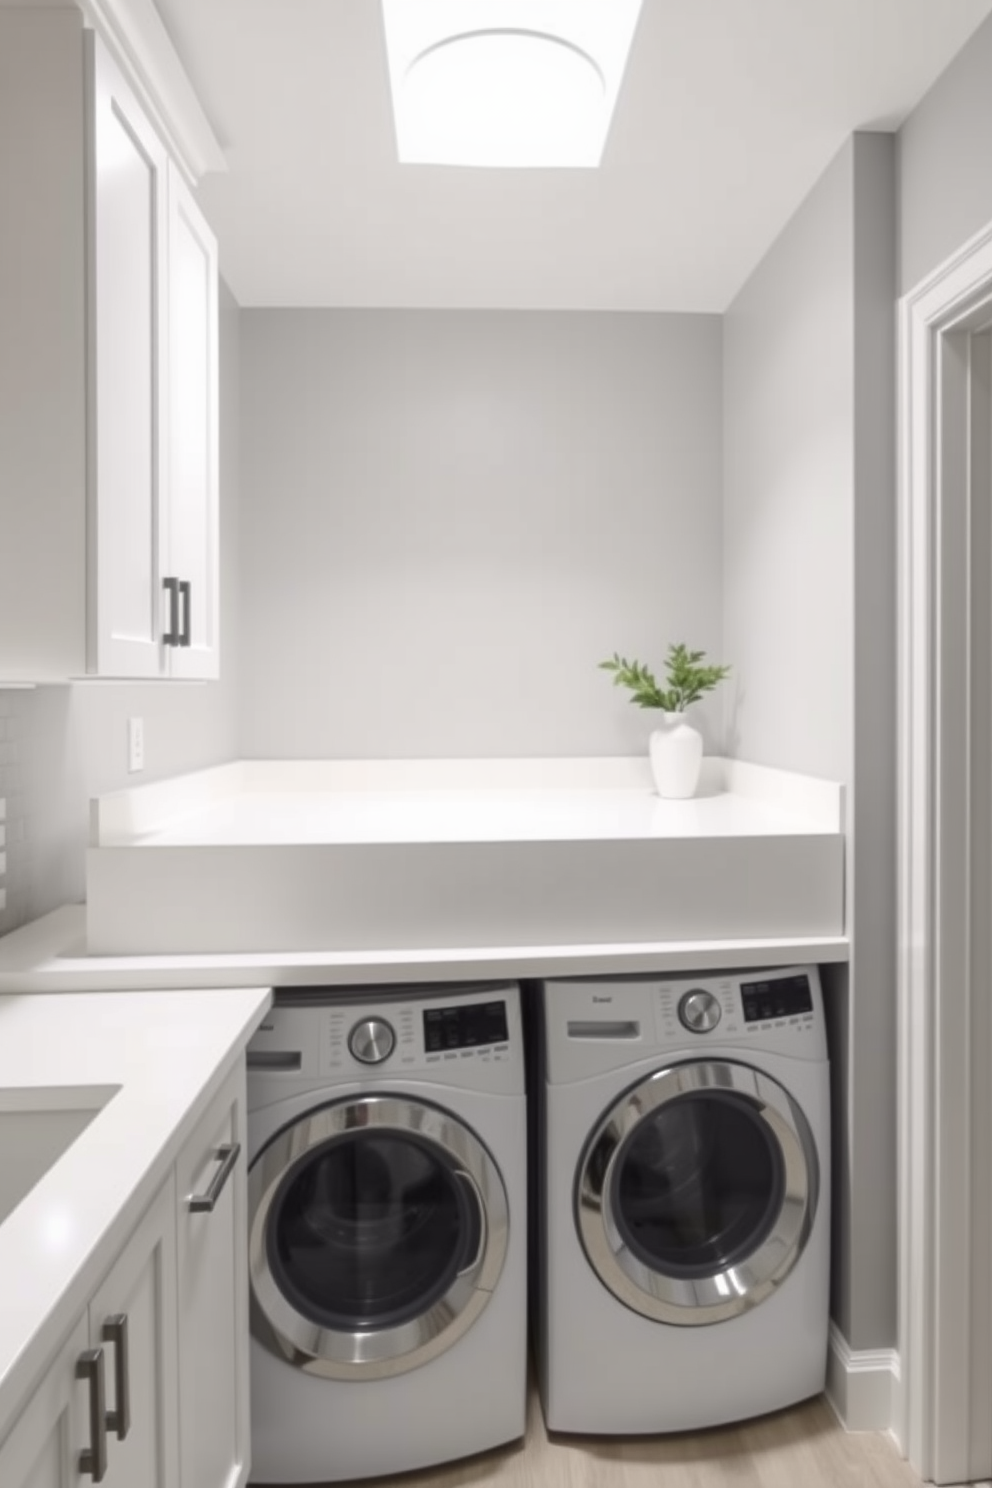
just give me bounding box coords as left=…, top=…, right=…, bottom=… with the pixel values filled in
left=126, top=785, right=836, bottom=846
left=0, top=984, right=272, bottom=1440
left=84, top=755, right=846, bottom=958
left=0, top=905, right=849, bottom=994
left=91, top=755, right=844, bottom=846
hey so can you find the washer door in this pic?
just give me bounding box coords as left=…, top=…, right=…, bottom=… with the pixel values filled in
left=576, top=1059, right=819, bottom=1325
left=249, top=1095, right=508, bottom=1378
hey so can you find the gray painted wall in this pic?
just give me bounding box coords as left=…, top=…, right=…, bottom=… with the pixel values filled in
left=0, top=281, right=241, bottom=931
left=723, top=133, right=897, bottom=1350
left=238, top=310, right=725, bottom=760
left=898, top=11, right=992, bottom=295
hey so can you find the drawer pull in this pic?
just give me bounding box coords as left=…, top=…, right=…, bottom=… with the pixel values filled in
left=76, top=1347, right=108, bottom=1481
left=162, top=576, right=180, bottom=646
left=178, top=579, right=192, bottom=647
left=188, top=1142, right=241, bottom=1213
left=102, top=1314, right=130, bottom=1440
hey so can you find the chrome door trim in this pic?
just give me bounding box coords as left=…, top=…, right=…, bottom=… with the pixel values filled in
left=576, top=1059, right=818, bottom=1326
left=249, top=1094, right=508, bottom=1379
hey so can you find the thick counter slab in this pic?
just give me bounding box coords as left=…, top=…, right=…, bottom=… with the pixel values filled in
left=0, top=986, right=272, bottom=1440
left=85, top=757, right=845, bottom=957
left=0, top=907, right=848, bottom=995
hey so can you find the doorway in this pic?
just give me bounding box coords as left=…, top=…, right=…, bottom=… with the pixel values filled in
left=898, top=221, right=992, bottom=1484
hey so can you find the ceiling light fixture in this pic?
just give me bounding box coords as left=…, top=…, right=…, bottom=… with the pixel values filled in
left=381, top=0, right=643, bottom=169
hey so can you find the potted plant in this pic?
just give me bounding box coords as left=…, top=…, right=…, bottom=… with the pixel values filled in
left=599, top=643, right=731, bottom=798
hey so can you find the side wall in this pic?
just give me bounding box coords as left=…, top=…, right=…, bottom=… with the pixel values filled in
left=723, top=134, right=897, bottom=1351
left=237, top=310, right=725, bottom=760
left=0, top=281, right=242, bottom=931
left=898, top=10, right=992, bottom=295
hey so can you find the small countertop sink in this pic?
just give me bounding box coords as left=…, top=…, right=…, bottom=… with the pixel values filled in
left=0, top=1086, right=119, bottom=1226
left=0, top=985, right=272, bottom=1442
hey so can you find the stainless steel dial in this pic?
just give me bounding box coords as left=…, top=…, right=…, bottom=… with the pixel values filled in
left=678, top=988, right=722, bottom=1034
left=348, top=1017, right=396, bottom=1065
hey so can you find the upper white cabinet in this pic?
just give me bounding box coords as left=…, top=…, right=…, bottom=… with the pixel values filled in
left=163, top=162, right=220, bottom=680
left=0, top=8, right=219, bottom=682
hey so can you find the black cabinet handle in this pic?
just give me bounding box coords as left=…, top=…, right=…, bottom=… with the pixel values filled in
left=76, top=1347, right=108, bottom=1481
left=162, top=576, right=180, bottom=646
left=178, top=580, right=191, bottom=647
left=188, top=1142, right=241, bottom=1212
left=102, top=1314, right=130, bottom=1441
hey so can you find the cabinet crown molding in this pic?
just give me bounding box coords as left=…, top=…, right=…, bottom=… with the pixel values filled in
left=80, top=0, right=226, bottom=182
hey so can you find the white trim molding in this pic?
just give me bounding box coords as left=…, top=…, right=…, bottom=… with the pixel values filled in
left=79, top=0, right=226, bottom=182
left=826, top=1322, right=900, bottom=1434
left=897, top=214, right=992, bottom=1484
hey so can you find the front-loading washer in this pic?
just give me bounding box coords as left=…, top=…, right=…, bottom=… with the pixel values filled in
left=246, top=982, right=527, bottom=1483
left=531, top=965, right=830, bottom=1434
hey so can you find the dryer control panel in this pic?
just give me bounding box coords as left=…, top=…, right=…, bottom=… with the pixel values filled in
left=543, top=966, right=827, bottom=1084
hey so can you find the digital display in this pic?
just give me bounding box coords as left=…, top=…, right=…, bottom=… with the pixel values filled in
left=740, top=973, right=813, bottom=1023
left=424, top=1000, right=509, bottom=1052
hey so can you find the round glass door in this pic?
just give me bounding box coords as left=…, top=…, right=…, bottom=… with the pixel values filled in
left=250, top=1096, right=508, bottom=1378
left=576, top=1060, right=818, bottom=1325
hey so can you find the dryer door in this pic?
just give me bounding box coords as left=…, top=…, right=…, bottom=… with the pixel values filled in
left=249, top=1095, right=508, bottom=1378
left=575, top=1059, right=818, bottom=1325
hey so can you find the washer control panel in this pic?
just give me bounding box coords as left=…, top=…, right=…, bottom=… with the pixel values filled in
left=246, top=983, right=523, bottom=1100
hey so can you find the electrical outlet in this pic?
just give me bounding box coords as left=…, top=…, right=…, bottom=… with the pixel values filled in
left=127, top=717, right=145, bottom=773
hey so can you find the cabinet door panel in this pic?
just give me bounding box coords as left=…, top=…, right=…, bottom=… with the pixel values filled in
left=89, top=1176, right=179, bottom=1488
left=176, top=1069, right=249, bottom=1488
left=0, top=1315, right=87, bottom=1488
left=89, top=35, right=167, bottom=677
left=166, top=163, right=219, bottom=680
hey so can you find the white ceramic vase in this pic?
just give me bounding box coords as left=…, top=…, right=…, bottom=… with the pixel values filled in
left=648, top=711, right=703, bottom=798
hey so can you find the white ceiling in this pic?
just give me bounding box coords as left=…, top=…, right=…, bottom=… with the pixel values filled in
left=154, top=0, right=992, bottom=312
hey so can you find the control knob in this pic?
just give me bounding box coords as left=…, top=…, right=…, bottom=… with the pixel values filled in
left=678, top=989, right=722, bottom=1034
left=348, top=1017, right=396, bottom=1065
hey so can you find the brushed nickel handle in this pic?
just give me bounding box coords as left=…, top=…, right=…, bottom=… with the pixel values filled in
left=101, top=1314, right=130, bottom=1440
left=162, top=576, right=180, bottom=646
left=178, top=579, right=191, bottom=647
left=189, top=1142, right=240, bottom=1212
left=76, top=1347, right=108, bottom=1481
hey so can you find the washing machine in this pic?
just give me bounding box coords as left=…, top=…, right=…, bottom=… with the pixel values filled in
left=531, top=965, right=830, bottom=1434
left=246, top=982, right=527, bottom=1483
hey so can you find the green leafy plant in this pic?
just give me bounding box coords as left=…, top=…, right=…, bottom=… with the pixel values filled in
left=599, top=643, right=731, bottom=712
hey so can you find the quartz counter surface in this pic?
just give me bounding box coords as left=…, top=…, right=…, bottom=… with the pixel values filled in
left=85, top=756, right=846, bottom=957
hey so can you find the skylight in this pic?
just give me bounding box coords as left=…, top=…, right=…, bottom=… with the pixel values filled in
left=381, top=0, right=644, bottom=169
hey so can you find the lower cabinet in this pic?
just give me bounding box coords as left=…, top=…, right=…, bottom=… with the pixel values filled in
left=0, top=1068, right=247, bottom=1488
left=175, top=1069, right=249, bottom=1488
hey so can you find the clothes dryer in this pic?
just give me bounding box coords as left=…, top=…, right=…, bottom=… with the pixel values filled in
left=246, top=982, right=527, bottom=1483
left=532, top=966, right=830, bottom=1434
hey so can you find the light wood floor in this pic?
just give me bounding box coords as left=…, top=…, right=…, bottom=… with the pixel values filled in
left=276, top=1385, right=928, bottom=1488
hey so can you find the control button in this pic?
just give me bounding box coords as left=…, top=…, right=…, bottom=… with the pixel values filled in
left=348, top=1017, right=395, bottom=1065
left=678, top=989, right=722, bottom=1034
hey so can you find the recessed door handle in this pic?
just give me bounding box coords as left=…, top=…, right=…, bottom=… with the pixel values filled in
left=101, top=1314, right=130, bottom=1440
left=188, top=1142, right=241, bottom=1212
left=76, top=1347, right=108, bottom=1481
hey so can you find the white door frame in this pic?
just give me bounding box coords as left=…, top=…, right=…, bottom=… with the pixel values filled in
left=897, top=218, right=992, bottom=1484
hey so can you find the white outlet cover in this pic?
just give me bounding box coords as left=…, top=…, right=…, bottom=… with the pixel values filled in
left=127, top=718, right=145, bottom=773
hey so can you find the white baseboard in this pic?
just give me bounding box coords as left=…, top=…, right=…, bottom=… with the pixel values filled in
left=825, top=1322, right=900, bottom=1433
